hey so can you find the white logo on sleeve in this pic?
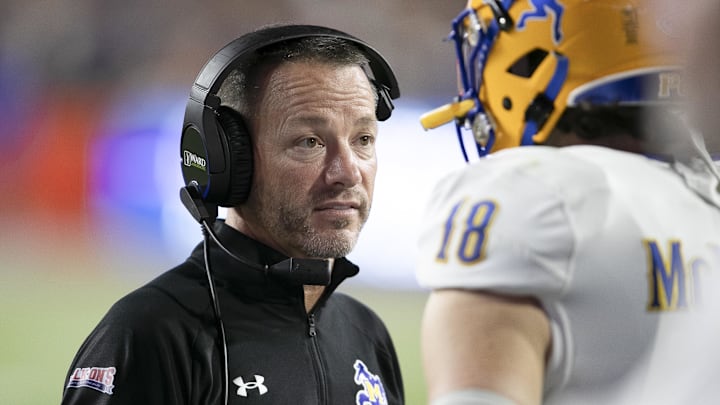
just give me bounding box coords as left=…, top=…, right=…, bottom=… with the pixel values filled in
left=233, top=374, right=268, bottom=397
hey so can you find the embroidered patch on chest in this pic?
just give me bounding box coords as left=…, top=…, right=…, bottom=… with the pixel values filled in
left=233, top=374, right=268, bottom=397
left=353, top=359, right=388, bottom=405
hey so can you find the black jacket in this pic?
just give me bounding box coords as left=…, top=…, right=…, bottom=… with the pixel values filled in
left=61, top=222, right=404, bottom=404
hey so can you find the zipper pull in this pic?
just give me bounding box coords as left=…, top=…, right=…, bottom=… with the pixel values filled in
left=308, top=313, right=317, bottom=337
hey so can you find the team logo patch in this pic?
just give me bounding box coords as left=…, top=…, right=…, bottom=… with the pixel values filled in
left=517, top=0, right=566, bottom=44
left=66, top=366, right=116, bottom=395
left=353, top=359, right=388, bottom=405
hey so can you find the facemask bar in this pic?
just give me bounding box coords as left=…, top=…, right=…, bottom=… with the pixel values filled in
left=450, top=0, right=514, bottom=160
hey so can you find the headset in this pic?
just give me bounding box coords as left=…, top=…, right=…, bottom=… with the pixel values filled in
left=177, top=25, right=400, bottom=405
left=180, top=24, right=400, bottom=209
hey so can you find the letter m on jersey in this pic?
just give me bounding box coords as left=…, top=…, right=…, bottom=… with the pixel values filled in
left=645, top=239, right=690, bottom=310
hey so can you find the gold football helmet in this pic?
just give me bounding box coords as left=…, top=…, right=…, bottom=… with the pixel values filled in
left=421, top=0, right=684, bottom=158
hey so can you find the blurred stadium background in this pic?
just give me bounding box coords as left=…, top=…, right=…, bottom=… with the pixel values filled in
left=0, top=1, right=468, bottom=404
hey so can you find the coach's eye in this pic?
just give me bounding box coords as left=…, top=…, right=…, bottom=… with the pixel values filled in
left=301, top=137, right=324, bottom=148
left=357, top=135, right=374, bottom=146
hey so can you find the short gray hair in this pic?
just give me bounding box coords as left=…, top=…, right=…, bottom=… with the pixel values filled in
left=217, top=33, right=373, bottom=123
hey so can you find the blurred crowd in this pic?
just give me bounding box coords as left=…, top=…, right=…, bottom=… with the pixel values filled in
left=0, top=1, right=458, bottom=270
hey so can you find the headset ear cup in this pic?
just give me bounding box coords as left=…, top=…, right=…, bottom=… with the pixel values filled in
left=216, top=106, right=253, bottom=206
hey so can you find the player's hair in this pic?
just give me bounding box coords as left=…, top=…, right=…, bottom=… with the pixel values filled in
left=549, top=104, right=689, bottom=156
left=553, top=106, right=645, bottom=141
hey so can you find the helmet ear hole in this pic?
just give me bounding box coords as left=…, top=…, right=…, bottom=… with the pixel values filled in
left=508, top=48, right=549, bottom=78
left=502, top=97, right=513, bottom=110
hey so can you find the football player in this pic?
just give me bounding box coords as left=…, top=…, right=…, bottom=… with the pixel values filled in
left=415, top=1, right=720, bottom=404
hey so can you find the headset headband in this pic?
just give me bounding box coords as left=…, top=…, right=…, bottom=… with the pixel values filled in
left=190, top=25, right=399, bottom=106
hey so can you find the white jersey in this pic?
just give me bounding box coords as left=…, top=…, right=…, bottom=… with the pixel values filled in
left=416, top=145, right=720, bottom=404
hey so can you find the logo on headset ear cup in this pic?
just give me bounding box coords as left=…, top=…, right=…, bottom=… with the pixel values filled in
left=216, top=106, right=253, bottom=206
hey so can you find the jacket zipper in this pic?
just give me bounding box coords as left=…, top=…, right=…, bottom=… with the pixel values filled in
left=307, top=313, right=328, bottom=404
left=308, top=313, right=317, bottom=337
